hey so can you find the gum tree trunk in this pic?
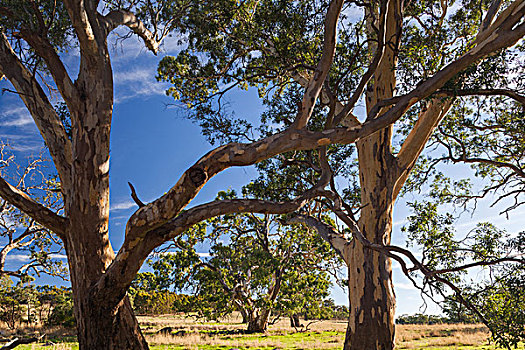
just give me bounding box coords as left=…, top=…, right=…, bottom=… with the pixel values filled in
left=344, top=1, right=400, bottom=349
left=62, top=55, right=149, bottom=349
left=247, top=310, right=271, bottom=333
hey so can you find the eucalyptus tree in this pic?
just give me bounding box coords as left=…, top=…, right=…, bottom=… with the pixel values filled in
left=0, top=1, right=524, bottom=350
left=147, top=191, right=341, bottom=332
left=157, top=0, right=525, bottom=349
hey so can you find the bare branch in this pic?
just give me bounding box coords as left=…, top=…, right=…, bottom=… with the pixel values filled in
left=128, top=182, right=145, bottom=208
left=437, top=88, right=525, bottom=105
left=102, top=10, right=160, bottom=54
left=0, top=175, right=67, bottom=238
left=0, top=335, right=44, bottom=350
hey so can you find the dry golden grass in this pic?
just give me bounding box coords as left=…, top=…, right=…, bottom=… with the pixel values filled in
left=138, top=313, right=503, bottom=349
left=396, top=323, right=490, bottom=349
left=6, top=313, right=521, bottom=349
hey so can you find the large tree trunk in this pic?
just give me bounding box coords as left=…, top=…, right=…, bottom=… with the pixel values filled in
left=63, top=59, right=149, bottom=349
left=344, top=176, right=396, bottom=349
left=344, top=2, right=400, bottom=349
left=246, top=309, right=271, bottom=333
left=65, top=230, right=149, bottom=349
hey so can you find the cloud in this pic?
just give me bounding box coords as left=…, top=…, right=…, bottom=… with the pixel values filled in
left=110, top=200, right=137, bottom=211
left=7, top=254, right=30, bottom=262
left=113, top=66, right=170, bottom=104
left=0, top=106, right=34, bottom=127
left=49, top=254, right=68, bottom=259
left=197, top=252, right=211, bottom=258
left=394, top=282, right=418, bottom=290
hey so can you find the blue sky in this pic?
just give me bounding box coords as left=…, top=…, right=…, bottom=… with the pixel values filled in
left=1, top=32, right=524, bottom=317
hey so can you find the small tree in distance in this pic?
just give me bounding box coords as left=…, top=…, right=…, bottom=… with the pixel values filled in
left=145, top=190, right=343, bottom=333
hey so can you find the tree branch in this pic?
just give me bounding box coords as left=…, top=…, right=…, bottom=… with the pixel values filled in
left=480, top=0, right=504, bottom=34
left=0, top=31, right=73, bottom=189
left=91, top=3, right=525, bottom=309
left=293, top=0, right=344, bottom=129
left=17, top=28, right=79, bottom=106
left=93, top=188, right=328, bottom=307
left=0, top=175, right=67, bottom=238
left=437, top=88, right=525, bottom=105
left=102, top=10, right=160, bottom=54
left=62, top=0, right=102, bottom=61
left=333, top=0, right=389, bottom=126
left=0, top=335, right=44, bottom=350
left=394, top=98, right=454, bottom=198
left=287, top=214, right=350, bottom=264
left=128, top=182, right=145, bottom=208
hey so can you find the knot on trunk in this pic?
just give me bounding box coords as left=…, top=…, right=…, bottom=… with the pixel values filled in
left=188, top=167, right=207, bottom=187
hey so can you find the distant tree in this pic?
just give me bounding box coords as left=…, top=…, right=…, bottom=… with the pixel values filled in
left=147, top=191, right=343, bottom=332
left=395, top=313, right=445, bottom=325
left=441, top=299, right=477, bottom=324
left=0, top=276, right=22, bottom=329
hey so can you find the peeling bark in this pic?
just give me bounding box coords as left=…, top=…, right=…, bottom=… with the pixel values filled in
left=344, top=1, right=400, bottom=348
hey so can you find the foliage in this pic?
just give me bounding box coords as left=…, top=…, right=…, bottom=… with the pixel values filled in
left=46, top=289, right=75, bottom=328
left=142, top=190, right=343, bottom=328
left=402, top=203, right=525, bottom=347
left=1, top=0, right=524, bottom=347
left=395, top=313, right=445, bottom=325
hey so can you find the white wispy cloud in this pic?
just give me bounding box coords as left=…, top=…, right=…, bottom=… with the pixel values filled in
left=113, top=66, right=170, bottom=104
left=49, top=254, right=68, bottom=259
left=0, top=106, right=34, bottom=127
left=110, top=200, right=137, bottom=211
left=7, top=254, right=30, bottom=262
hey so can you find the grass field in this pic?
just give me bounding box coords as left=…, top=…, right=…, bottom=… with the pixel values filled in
left=5, top=314, right=524, bottom=349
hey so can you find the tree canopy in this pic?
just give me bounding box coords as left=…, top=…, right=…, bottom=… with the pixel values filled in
left=0, top=0, right=524, bottom=349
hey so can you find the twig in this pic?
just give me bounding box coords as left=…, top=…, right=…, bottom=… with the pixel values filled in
left=128, top=182, right=145, bottom=207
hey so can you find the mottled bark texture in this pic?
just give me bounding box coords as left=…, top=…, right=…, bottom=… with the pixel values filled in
left=342, top=2, right=400, bottom=348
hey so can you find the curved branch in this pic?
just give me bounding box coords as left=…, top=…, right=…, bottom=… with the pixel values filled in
left=437, top=88, right=525, bottom=105
left=0, top=175, right=67, bottom=238
left=94, top=189, right=328, bottom=308
left=102, top=10, right=160, bottom=54
left=293, top=0, right=344, bottom=129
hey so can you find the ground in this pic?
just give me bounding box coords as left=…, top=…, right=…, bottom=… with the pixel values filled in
left=4, top=314, right=524, bottom=350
